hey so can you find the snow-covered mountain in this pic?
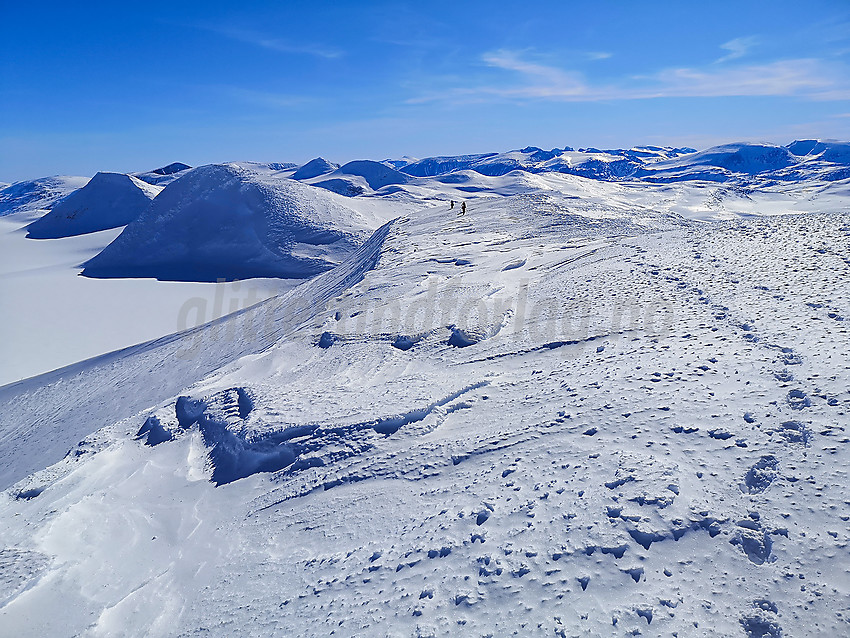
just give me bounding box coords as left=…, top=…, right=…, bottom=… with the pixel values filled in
left=0, top=175, right=89, bottom=218
left=81, top=163, right=392, bottom=281
left=394, top=141, right=850, bottom=183
left=132, top=162, right=193, bottom=186
left=0, top=140, right=849, bottom=638
left=292, top=157, right=339, bottom=180
left=26, top=172, right=162, bottom=239
left=294, top=159, right=411, bottom=196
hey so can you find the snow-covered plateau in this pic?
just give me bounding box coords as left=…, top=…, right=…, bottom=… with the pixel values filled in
left=0, top=141, right=849, bottom=637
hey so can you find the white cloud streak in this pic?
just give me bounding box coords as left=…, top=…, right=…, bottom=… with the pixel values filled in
left=716, top=36, right=759, bottom=63
left=408, top=50, right=850, bottom=104
left=206, top=26, right=343, bottom=59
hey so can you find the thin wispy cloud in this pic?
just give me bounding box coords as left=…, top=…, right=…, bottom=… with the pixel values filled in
left=645, top=59, right=843, bottom=98
left=409, top=50, right=850, bottom=104
left=716, top=36, right=759, bottom=63
left=481, top=50, right=589, bottom=97
left=204, top=25, right=344, bottom=59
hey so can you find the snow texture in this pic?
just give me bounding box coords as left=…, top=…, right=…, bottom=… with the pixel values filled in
left=1, top=140, right=849, bottom=638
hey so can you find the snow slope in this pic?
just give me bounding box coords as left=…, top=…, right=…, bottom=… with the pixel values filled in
left=292, top=157, right=339, bottom=180
left=2, top=200, right=848, bottom=638
left=132, top=162, right=192, bottom=186
left=0, top=219, right=395, bottom=490
left=1, top=141, right=849, bottom=638
left=25, top=172, right=162, bottom=239
left=301, top=160, right=412, bottom=196
left=81, top=163, right=391, bottom=281
left=336, top=160, right=411, bottom=190
left=0, top=176, right=89, bottom=218
left=0, top=212, right=287, bottom=386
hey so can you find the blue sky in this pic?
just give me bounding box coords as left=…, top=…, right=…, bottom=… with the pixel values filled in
left=2, top=0, right=849, bottom=181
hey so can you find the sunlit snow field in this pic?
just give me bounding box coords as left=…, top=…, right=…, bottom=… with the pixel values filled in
left=0, top=214, right=287, bottom=386
left=1, top=143, right=849, bottom=637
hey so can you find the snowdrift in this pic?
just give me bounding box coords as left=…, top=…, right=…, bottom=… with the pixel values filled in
left=26, top=172, right=161, bottom=239
left=81, top=163, right=380, bottom=281
left=0, top=175, right=89, bottom=217
left=0, top=219, right=396, bottom=489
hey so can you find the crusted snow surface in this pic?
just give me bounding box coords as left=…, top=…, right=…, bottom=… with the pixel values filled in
left=1, top=174, right=849, bottom=637
left=0, top=220, right=395, bottom=489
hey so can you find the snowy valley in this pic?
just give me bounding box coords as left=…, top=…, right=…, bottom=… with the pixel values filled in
left=0, top=141, right=849, bottom=637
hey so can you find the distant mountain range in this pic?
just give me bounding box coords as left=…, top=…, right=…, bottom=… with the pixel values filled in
left=3, top=140, right=849, bottom=221
left=1, top=140, right=847, bottom=281
left=372, top=140, right=850, bottom=183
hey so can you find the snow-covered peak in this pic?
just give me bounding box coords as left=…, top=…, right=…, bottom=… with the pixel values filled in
left=336, top=160, right=411, bottom=190
left=657, top=142, right=797, bottom=174
left=0, top=175, right=89, bottom=218
left=81, top=163, right=390, bottom=281
left=133, top=162, right=193, bottom=186
left=26, top=172, right=161, bottom=239
left=293, top=157, right=340, bottom=180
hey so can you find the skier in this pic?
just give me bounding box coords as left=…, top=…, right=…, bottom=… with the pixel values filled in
left=450, top=200, right=455, bottom=210
left=460, top=201, right=466, bottom=216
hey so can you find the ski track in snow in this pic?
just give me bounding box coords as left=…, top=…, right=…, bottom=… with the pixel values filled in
left=0, top=167, right=849, bottom=637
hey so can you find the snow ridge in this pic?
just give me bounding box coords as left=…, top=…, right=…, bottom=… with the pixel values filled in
left=0, top=219, right=396, bottom=489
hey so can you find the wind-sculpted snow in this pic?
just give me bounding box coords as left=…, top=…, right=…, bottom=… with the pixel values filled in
left=136, top=379, right=488, bottom=485
left=0, top=175, right=89, bottom=217
left=81, top=163, right=384, bottom=281
left=26, top=171, right=162, bottom=239
left=1, top=155, right=849, bottom=637
left=0, top=220, right=395, bottom=489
